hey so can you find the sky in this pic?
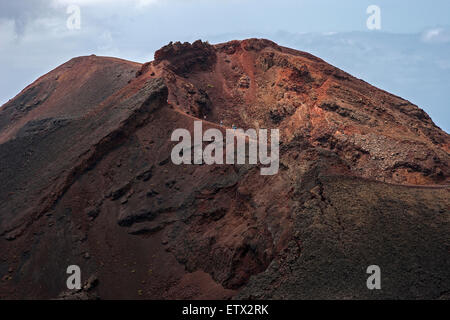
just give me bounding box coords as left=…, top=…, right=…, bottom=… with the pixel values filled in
left=0, top=0, right=449, bottom=132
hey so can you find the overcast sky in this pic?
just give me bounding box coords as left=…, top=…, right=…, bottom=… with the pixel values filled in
left=1, top=0, right=449, bottom=131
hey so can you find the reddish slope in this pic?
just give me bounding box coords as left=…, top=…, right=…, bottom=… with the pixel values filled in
left=0, top=39, right=448, bottom=300
left=146, top=39, right=449, bottom=185
left=0, top=55, right=140, bottom=144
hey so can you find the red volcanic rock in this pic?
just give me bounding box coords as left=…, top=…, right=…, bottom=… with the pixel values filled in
left=147, top=39, right=449, bottom=185
left=0, top=39, right=448, bottom=300
left=154, top=40, right=217, bottom=76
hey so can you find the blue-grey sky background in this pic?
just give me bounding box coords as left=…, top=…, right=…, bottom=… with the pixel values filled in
left=0, top=0, right=449, bottom=132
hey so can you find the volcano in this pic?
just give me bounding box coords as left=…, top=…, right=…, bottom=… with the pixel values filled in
left=0, top=39, right=448, bottom=300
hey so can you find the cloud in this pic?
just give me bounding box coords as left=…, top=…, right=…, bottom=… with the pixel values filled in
left=421, top=28, right=450, bottom=43
left=0, top=0, right=162, bottom=35
left=0, top=0, right=53, bottom=34
left=51, top=0, right=161, bottom=8
left=0, top=19, right=17, bottom=45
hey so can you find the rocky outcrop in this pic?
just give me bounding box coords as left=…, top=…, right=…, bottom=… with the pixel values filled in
left=154, top=40, right=217, bottom=76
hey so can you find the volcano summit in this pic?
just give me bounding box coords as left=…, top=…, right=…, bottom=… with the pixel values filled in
left=0, top=39, right=448, bottom=300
